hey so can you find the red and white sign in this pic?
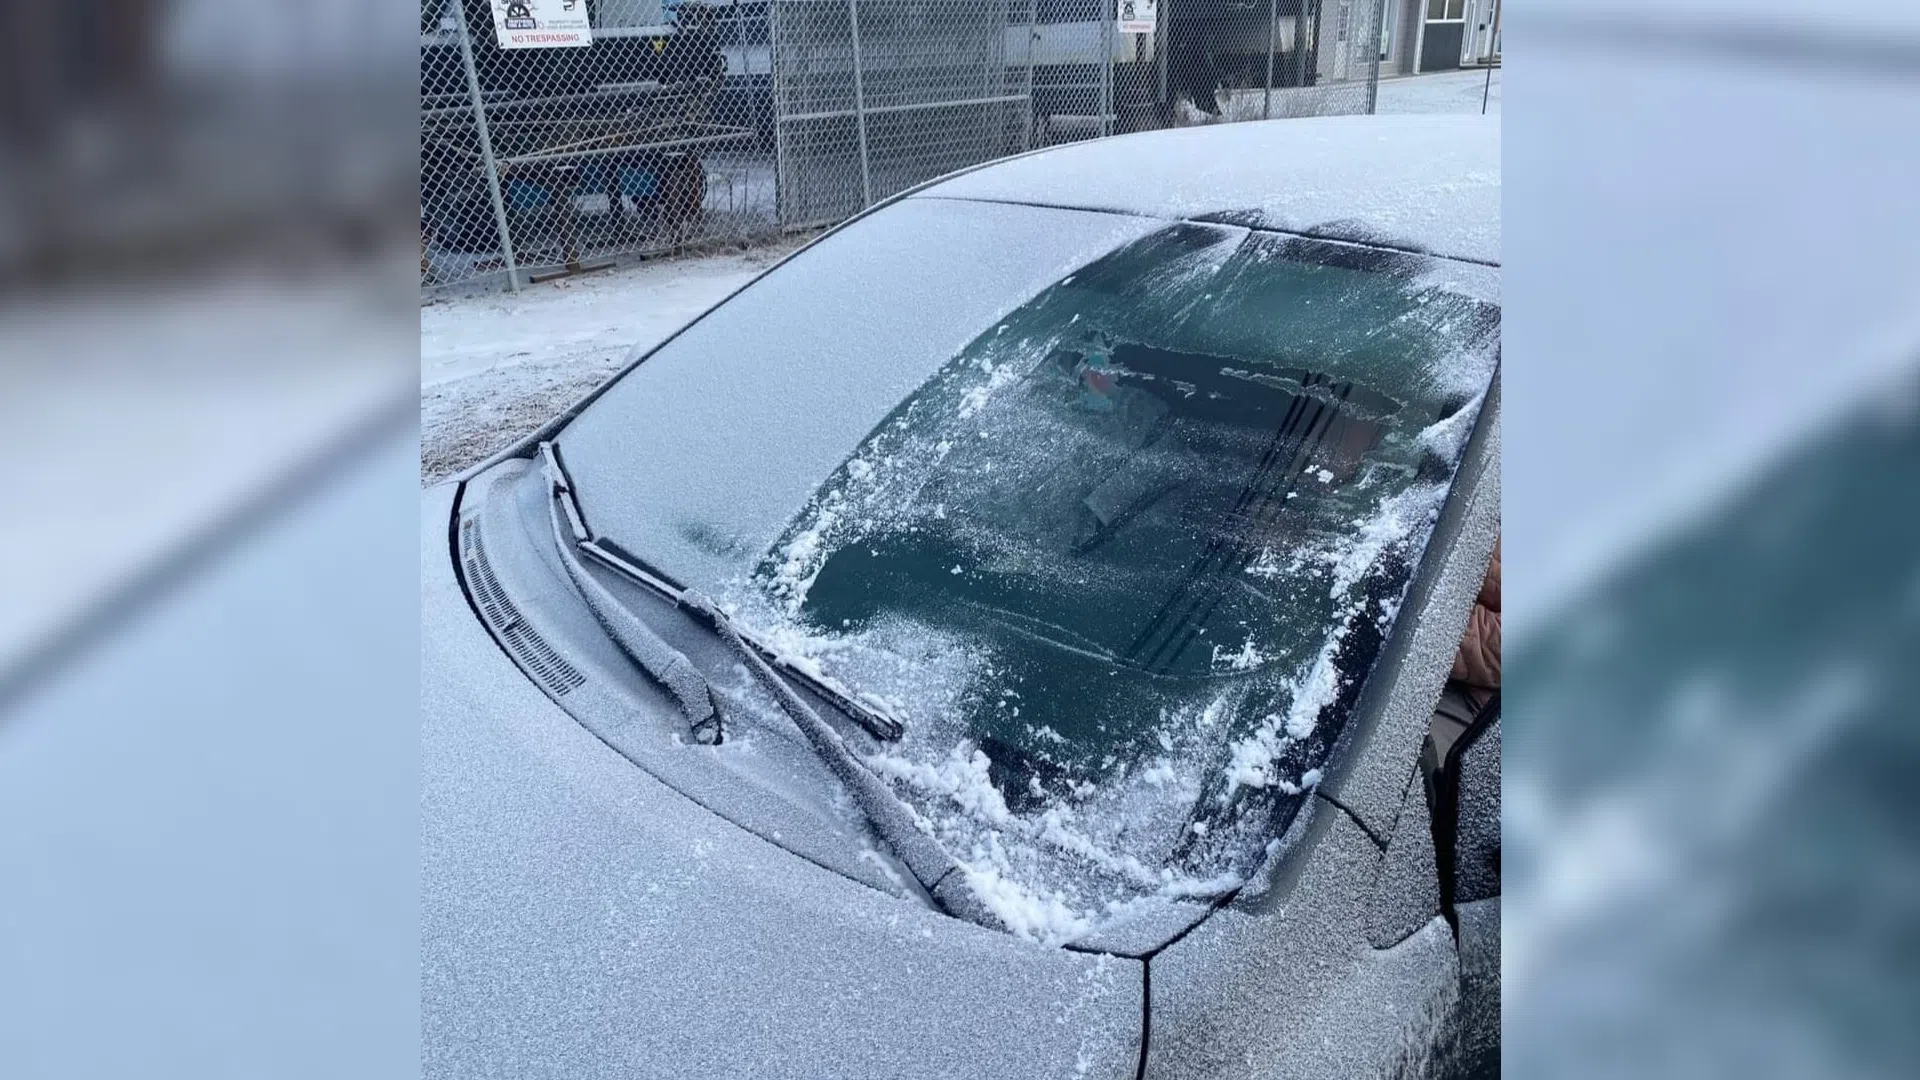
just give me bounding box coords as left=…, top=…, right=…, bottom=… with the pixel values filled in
left=491, top=0, right=593, bottom=50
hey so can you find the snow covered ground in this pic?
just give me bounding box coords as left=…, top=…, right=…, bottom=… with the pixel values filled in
left=419, top=69, right=1498, bottom=483
left=1377, top=67, right=1502, bottom=116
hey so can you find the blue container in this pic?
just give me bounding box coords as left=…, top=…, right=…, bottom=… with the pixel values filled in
left=504, top=176, right=552, bottom=212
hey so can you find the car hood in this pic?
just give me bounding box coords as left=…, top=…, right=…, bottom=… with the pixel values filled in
left=421, top=483, right=1145, bottom=1080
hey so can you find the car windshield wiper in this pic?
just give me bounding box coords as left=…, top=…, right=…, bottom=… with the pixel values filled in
left=538, top=443, right=1001, bottom=926
left=538, top=441, right=903, bottom=742
left=539, top=443, right=725, bottom=743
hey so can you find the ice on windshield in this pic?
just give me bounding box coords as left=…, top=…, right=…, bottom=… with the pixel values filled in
left=709, top=224, right=1498, bottom=942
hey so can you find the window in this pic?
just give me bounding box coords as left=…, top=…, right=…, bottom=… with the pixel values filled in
left=745, top=224, right=1495, bottom=880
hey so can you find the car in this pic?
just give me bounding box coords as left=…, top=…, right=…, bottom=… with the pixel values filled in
left=422, top=114, right=1501, bottom=1080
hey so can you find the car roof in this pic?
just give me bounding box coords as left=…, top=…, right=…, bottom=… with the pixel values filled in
left=911, top=115, right=1500, bottom=266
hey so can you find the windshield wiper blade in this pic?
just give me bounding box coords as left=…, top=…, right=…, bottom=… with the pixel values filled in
left=539, top=442, right=904, bottom=742
left=674, top=588, right=1002, bottom=927
left=541, top=444, right=725, bottom=743
left=537, top=445, right=999, bottom=926
left=582, top=538, right=905, bottom=741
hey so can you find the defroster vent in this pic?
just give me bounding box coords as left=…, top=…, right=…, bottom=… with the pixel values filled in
left=460, top=517, right=586, bottom=696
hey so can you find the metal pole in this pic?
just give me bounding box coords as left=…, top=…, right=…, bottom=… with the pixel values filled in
left=1025, top=0, right=1038, bottom=149
left=847, top=0, right=874, bottom=207
left=1482, top=61, right=1492, bottom=114
left=1155, top=0, right=1169, bottom=121
left=1367, top=0, right=1384, bottom=113
left=1263, top=0, right=1277, bottom=119
left=734, top=0, right=754, bottom=223
left=736, top=0, right=750, bottom=76
left=1295, top=0, right=1315, bottom=88
left=452, top=0, right=521, bottom=293
left=771, top=0, right=787, bottom=225
left=1100, top=0, right=1115, bottom=136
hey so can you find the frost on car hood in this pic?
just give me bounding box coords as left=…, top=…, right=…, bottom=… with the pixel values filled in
left=706, top=227, right=1499, bottom=944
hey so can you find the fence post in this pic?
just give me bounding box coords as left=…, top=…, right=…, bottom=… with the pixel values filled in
left=1295, top=0, right=1315, bottom=89
left=771, top=0, right=788, bottom=224
left=452, top=0, right=521, bottom=293
left=735, top=0, right=750, bottom=75
left=1100, top=0, right=1114, bottom=137
left=1155, top=0, right=1169, bottom=120
left=1368, top=0, right=1384, bottom=113
left=1263, top=0, right=1277, bottom=119
left=1024, top=0, right=1038, bottom=149
left=847, top=0, right=874, bottom=207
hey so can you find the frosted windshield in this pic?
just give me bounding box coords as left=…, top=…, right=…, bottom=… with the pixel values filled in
left=560, top=211, right=1497, bottom=938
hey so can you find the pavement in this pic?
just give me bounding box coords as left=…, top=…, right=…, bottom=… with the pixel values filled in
left=1376, top=67, right=1502, bottom=116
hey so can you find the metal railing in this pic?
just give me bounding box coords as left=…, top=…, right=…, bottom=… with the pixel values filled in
left=421, top=0, right=1385, bottom=292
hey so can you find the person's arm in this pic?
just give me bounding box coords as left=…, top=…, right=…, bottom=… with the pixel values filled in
left=1449, top=539, right=1500, bottom=691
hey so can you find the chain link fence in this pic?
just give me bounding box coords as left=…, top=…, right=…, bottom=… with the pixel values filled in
left=421, top=0, right=1384, bottom=292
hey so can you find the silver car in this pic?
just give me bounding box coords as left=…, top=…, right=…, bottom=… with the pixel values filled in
left=423, top=115, right=1501, bottom=1080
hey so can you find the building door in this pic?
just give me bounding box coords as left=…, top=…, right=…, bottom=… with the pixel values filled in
left=1417, top=0, right=1465, bottom=73
left=1463, top=0, right=1500, bottom=64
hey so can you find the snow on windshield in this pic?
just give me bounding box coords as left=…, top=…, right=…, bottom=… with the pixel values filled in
left=708, top=229, right=1496, bottom=943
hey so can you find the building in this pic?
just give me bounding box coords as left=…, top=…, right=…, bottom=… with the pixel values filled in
left=1381, top=0, right=1499, bottom=75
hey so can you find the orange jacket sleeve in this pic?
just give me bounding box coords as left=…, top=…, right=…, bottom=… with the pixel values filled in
left=1449, top=539, right=1500, bottom=691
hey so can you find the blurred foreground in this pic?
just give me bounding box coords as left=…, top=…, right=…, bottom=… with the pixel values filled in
left=1505, top=374, right=1920, bottom=1076
left=0, top=0, right=418, bottom=689
left=0, top=5, right=419, bottom=1070
left=1505, top=3, right=1920, bottom=1076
